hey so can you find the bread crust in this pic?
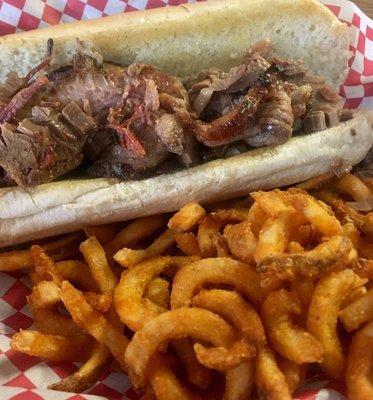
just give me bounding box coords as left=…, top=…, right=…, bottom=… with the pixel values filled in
left=0, top=0, right=349, bottom=89
left=1, top=112, right=371, bottom=247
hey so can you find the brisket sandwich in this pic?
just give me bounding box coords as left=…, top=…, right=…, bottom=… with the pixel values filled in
left=0, top=0, right=371, bottom=247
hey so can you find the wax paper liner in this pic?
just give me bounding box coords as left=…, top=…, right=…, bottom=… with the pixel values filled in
left=0, top=0, right=371, bottom=399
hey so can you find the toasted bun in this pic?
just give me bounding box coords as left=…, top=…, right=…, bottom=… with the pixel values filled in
left=1, top=111, right=371, bottom=247
left=0, top=0, right=349, bottom=89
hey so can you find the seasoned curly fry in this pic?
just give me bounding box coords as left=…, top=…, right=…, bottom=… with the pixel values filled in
left=225, top=361, right=254, bottom=400
left=114, top=256, right=172, bottom=330
left=11, top=331, right=91, bottom=362
left=168, top=202, right=206, bottom=233
left=172, top=338, right=212, bottom=389
left=114, top=229, right=175, bottom=268
left=104, top=215, right=164, bottom=258
left=317, top=191, right=368, bottom=232
left=192, top=289, right=265, bottom=347
left=61, top=281, right=129, bottom=371
left=346, top=321, right=373, bottom=400
left=55, top=260, right=98, bottom=292
left=277, top=356, right=306, bottom=394
left=307, top=269, right=367, bottom=381
left=31, top=245, right=63, bottom=285
left=211, top=208, right=249, bottom=223
left=262, top=289, right=323, bottom=364
left=146, top=277, right=170, bottom=309
left=49, top=342, right=110, bottom=393
left=147, top=353, right=197, bottom=400
left=171, top=258, right=267, bottom=308
left=332, top=173, right=372, bottom=202
left=255, top=346, right=292, bottom=400
left=223, top=221, right=257, bottom=263
left=197, top=215, right=223, bottom=257
left=175, top=232, right=201, bottom=256
left=247, top=202, right=267, bottom=236
left=339, top=289, right=373, bottom=332
left=251, top=190, right=295, bottom=217
left=258, top=235, right=353, bottom=280
left=80, top=236, right=117, bottom=295
left=124, top=307, right=236, bottom=388
left=254, top=214, right=291, bottom=264
left=194, top=339, right=255, bottom=371
left=289, top=190, right=342, bottom=236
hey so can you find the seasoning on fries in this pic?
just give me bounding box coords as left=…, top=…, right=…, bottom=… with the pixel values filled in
left=3, top=172, right=372, bottom=399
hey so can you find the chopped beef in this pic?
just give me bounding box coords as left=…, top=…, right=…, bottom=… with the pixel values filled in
left=0, top=39, right=347, bottom=187
left=300, top=82, right=342, bottom=133
left=0, top=76, right=49, bottom=124
left=186, top=51, right=271, bottom=118
left=187, top=86, right=267, bottom=147
left=155, top=114, right=185, bottom=155
left=303, top=111, right=327, bottom=133
left=272, top=57, right=306, bottom=78
left=61, top=101, right=96, bottom=135
left=0, top=107, right=92, bottom=186
left=54, top=64, right=124, bottom=117
left=245, top=85, right=294, bottom=147
left=32, top=106, right=52, bottom=123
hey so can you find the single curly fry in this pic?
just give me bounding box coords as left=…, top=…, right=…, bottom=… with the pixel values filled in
left=346, top=321, right=373, bottom=400
left=192, top=289, right=265, bottom=347
left=79, top=236, right=117, bottom=295
left=114, top=229, right=175, bottom=268
left=168, top=202, right=206, bottom=233
left=114, top=257, right=172, bottom=331
left=56, top=260, right=98, bottom=292
left=61, top=281, right=129, bottom=372
left=197, top=215, right=223, bottom=257
left=172, top=338, right=212, bottom=390
left=148, top=353, right=198, bottom=400
left=277, top=356, right=307, bottom=394
left=262, top=289, right=323, bottom=364
left=307, top=269, right=367, bottom=381
left=251, top=190, right=295, bottom=218
left=225, top=361, right=254, bottom=400
left=11, top=330, right=91, bottom=362
left=339, top=289, right=373, bottom=332
left=223, top=221, right=257, bottom=263
left=258, top=236, right=353, bottom=280
left=104, top=215, right=164, bottom=260
left=31, top=245, right=63, bottom=285
left=171, top=258, right=267, bottom=309
left=254, top=214, right=291, bottom=264
left=332, top=173, right=372, bottom=202
left=124, top=307, right=236, bottom=389
left=145, top=277, right=170, bottom=309
left=246, top=202, right=267, bottom=237
left=175, top=232, right=201, bottom=256
left=211, top=208, right=249, bottom=223
left=49, top=342, right=110, bottom=393
left=255, top=346, right=292, bottom=400
left=288, top=190, right=342, bottom=236
left=194, top=340, right=255, bottom=372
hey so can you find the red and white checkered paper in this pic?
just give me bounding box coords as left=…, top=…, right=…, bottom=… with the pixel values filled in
left=0, top=1, right=371, bottom=399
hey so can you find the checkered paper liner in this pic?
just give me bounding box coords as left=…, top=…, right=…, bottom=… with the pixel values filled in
left=0, top=0, right=371, bottom=399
